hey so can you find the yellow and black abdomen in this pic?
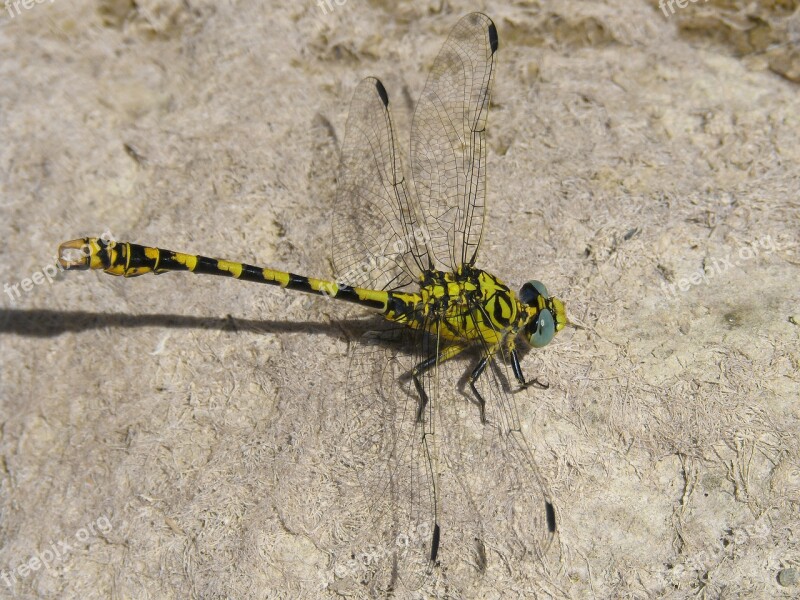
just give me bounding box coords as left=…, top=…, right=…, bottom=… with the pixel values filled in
left=58, top=238, right=394, bottom=311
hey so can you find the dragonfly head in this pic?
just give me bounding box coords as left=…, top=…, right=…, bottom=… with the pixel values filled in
left=518, top=280, right=567, bottom=348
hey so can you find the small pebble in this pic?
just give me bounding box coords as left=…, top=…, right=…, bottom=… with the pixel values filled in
left=778, top=567, right=799, bottom=587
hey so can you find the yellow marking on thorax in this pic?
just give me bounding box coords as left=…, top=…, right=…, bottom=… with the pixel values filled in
left=417, top=269, right=516, bottom=346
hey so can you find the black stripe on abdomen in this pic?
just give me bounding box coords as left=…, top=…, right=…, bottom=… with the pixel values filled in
left=192, top=256, right=228, bottom=276
left=153, top=249, right=190, bottom=272
left=285, top=273, right=312, bottom=292
left=237, top=263, right=265, bottom=283
left=125, top=243, right=158, bottom=271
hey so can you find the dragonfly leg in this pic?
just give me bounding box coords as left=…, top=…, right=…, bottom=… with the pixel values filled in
left=511, top=348, right=549, bottom=390
left=411, top=344, right=467, bottom=423
left=467, top=356, right=490, bottom=423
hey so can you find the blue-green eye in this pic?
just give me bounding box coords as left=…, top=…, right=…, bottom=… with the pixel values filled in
left=528, top=308, right=555, bottom=348
left=519, top=280, right=549, bottom=305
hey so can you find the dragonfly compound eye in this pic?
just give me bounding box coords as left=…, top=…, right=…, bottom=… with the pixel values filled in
left=519, top=280, right=549, bottom=305
left=527, top=308, right=556, bottom=348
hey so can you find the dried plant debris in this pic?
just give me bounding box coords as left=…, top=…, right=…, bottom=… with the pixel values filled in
left=649, top=0, right=800, bottom=82
left=97, top=0, right=200, bottom=38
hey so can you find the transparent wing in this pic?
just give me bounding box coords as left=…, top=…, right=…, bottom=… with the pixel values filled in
left=463, top=353, right=558, bottom=567
left=434, top=301, right=559, bottom=585
left=410, top=12, right=498, bottom=271
left=331, top=77, right=431, bottom=291
left=338, top=318, right=557, bottom=592
left=339, top=320, right=439, bottom=594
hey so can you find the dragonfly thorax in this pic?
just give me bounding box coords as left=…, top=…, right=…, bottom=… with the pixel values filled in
left=410, top=266, right=523, bottom=345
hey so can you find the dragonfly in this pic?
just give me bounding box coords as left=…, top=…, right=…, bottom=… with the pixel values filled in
left=58, top=12, right=568, bottom=593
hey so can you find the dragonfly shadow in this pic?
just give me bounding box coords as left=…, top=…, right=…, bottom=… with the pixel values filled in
left=0, top=308, right=379, bottom=341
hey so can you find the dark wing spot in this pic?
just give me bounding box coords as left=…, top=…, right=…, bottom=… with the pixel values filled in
left=546, top=501, right=556, bottom=533
left=374, top=78, right=389, bottom=107
left=488, top=21, right=498, bottom=53
left=430, top=523, right=441, bottom=562
left=475, top=538, right=487, bottom=572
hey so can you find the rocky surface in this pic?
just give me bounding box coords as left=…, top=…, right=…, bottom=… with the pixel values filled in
left=1, top=0, right=798, bottom=597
